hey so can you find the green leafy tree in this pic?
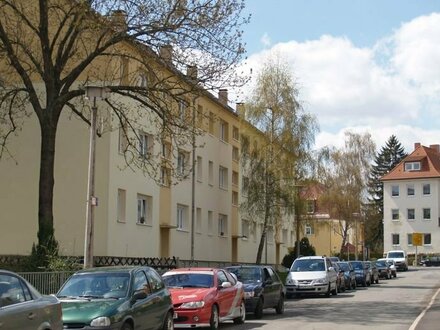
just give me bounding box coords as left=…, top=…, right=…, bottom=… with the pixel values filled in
left=0, top=0, right=249, bottom=265
left=315, top=132, right=376, bottom=255
left=240, top=55, right=318, bottom=264
left=366, top=135, right=407, bottom=253
left=281, top=237, right=316, bottom=268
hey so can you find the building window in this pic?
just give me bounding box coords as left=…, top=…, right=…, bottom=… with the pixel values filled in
left=178, top=100, right=187, bottom=121
left=208, top=211, right=213, bottom=235
left=139, top=132, right=153, bottom=159
left=424, top=233, right=432, bottom=245
left=407, top=233, right=413, bottom=246
left=208, top=161, right=214, bottom=185
left=137, top=73, right=148, bottom=87
left=405, top=162, right=421, bottom=171
left=219, top=120, right=229, bottom=142
left=407, top=184, right=415, bottom=196
left=219, top=166, right=228, bottom=189
left=218, top=214, right=228, bottom=236
left=307, top=200, right=315, bottom=214
left=117, top=189, right=126, bottom=223
left=232, top=191, right=239, bottom=206
left=197, top=156, right=203, bottom=182
left=177, top=204, right=188, bottom=230
left=391, top=209, right=399, bottom=220
left=407, top=208, right=415, bottom=220
left=196, top=207, right=202, bottom=234
left=391, top=185, right=399, bottom=197
left=209, top=112, right=215, bottom=135
left=137, top=194, right=152, bottom=225
left=241, top=219, right=250, bottom=239
left=305, top=224, right=314, bottom=235
left=162, top=141, right=171, bottom=159
left=232, top=146, right=239, bottom=162
left=177, top=150, right=189, bottom=176
left=392, top=233, right=400, bottom=245
left=423, top=208, right=431, bottom=220
left=197, top=104, right=204, bottom=126
left=118, top=125, right=128, bottom=153
left=232, top=171, right=239, bottom=186
left=423, top=183, right=431, bottom=195
left=232, top=126, right=239, bottom=141
left=160, top=167, right=170, bottom=186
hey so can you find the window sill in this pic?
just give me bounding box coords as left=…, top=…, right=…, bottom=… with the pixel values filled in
left=176, top=229, right=189, bottom=233
left=117, top=220, right=126, bottom=224
left=137, top=223, right=152, bottom=227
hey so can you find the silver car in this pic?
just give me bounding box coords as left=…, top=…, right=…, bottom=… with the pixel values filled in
left=0, top=269, right=62, bottom=330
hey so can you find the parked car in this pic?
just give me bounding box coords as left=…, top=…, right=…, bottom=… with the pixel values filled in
left=0, top=269, right=63, bottom=330
left=377, top=258, right=397, bottom=277
left=331, top=262, right=346, bottom=292
left=420, top=255, right=440, bottom=267
left=329, top=257, right=340, bottom=263
left=349, top=261, right=371, bottom=287
left=364, top=261, right=379, bottom=284
left=225, top=265, right=285, bottom=319
left=285, top=256, right=338, bottom=298
left=337, top=262, right=356, bottom=290
left=162, top=267, right=245, bottom=328
left=374, top=260, right=392, bottom=279
left=385, top=250, right=408, bottom=271
left=57, top=266, right=174, bottom=330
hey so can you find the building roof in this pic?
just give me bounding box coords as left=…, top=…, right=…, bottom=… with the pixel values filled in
left=381, top=143, right=440, bottom=181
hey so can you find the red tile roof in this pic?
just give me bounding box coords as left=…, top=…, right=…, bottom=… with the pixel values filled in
left=381, top=144, right=440, bottom=181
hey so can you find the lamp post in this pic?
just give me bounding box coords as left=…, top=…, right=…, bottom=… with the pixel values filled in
left=84, top=86, right=108, bottom=269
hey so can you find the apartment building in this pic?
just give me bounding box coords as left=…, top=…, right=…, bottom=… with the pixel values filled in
left=382, top=143, right=440, bottom=255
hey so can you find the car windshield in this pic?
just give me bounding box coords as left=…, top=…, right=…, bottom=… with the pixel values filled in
left=338, top=263, right=349, bottom=271
left=57, top=273, right=130, bottom=299
left=375, top=261, right=387, bottom=267
left=291, top=259, right=325, bottom=272
left=350, top=262, right=363, bottom=270
left=162, top=273, right=213, bottom=288
left=227, top=267, right=261, bottom=282
left=388, top=252, right=404, bottom=258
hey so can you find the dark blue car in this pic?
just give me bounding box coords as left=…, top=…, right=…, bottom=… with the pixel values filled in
left=348, top=261, right=371, bottom=287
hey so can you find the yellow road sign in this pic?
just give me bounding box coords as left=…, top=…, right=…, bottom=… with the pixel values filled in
left=413, top=232, right=423, bottom=246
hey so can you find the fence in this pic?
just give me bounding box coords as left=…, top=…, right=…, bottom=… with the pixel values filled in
left=19, top=271, right=74, bottom=295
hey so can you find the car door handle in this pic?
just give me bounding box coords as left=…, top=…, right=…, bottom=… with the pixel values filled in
left=28, top=312, right=36, bottom=320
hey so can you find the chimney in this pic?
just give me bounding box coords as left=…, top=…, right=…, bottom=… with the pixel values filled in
left=110, top=10, right=128, bottom=32
left=430, top=144, right=440, bottom=152
left=186, top=65, right=198, bottom=81
left=159, top=45, right=173, bottom=64
left=218, top=89, right=228, bottom=105
left=414, top=142, right=421, bottom=150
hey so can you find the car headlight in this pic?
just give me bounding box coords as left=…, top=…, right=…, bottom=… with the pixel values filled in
left=313, top=278, right=328, bottom=285
left=244, top=291, right=255, bottom=298
left=180, top=301, right=205, bottom=309
left=285, top=278, right=297, bottom=285
left=90, top=316, right=111, bottom=327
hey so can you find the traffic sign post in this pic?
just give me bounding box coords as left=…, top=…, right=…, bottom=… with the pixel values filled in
left=413, top=233, right=423, bottom=265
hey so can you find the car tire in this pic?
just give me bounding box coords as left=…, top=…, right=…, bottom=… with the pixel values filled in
left=351, top=280, right=356, bottom=290
left=375, top=277, right=379, bottom=284
left=162, top=311, right=173, bottom=330
left=332, top=282, right=338, bottom=296
left=121, top=322, right=133, bottom=330
left=325, top=284, right=331, bottom=297
left=210, top=305, right=219, bottom=330
left=233, top=300, right=246, bottom=324
left=254, top=297, right=264, bottom=319
left=394, top=273, right=397, bottom=278
left=275, top=294, right=284, bottom=314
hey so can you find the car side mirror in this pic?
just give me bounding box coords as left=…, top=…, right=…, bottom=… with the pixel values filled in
left=132, top=290, right=147, bottom=301
left=328, top=267, right=334, bottom=272
left=220, top=282, right=232, bottom=289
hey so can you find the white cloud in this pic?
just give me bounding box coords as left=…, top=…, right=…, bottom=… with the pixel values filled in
left=260, top=32, right=271, bottom=48
left=237, top=13, right=440, bottom=150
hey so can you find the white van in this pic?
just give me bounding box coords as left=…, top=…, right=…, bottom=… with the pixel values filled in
left=285, top=256, right=338, bottom=298
left=385, top=250, right=408, bottom=271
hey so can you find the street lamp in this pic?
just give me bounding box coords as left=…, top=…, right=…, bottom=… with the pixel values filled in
left=83, top=86, right=108, bottom=268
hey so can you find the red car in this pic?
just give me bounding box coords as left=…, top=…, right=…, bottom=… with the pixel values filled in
left=162, top=267, right=245, bottom=329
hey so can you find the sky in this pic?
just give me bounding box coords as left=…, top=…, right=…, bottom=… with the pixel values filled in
left=235, top=0, right=440, bottom=153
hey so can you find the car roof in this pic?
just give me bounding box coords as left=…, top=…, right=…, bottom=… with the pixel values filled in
left=73, top=266, right=150, bottom=275
left=297, top=256, right=326, bottom=260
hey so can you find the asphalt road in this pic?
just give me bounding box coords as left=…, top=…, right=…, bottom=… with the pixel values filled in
left=219, top=267, right=440, bottom=330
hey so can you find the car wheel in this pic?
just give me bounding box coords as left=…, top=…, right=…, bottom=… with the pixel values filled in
left=367, top=279, right=371, bottom=287
left=332, top=282, right=338, bottom=296
left=254, top=297, right=264, bottom=319
left=394, top=273, right=397, bottom=278
left=233, top=300, right=246, bottom=324
left=275, top=294, right=284, bottom=314
left=162, top=311, right=174, bottom=330
left=375, top=277, right=379, bottom=284
left=121, top=322, right=133, bottom=330
left=325, top=284, right=331, bottom=297
left=209, top=305, right=219, bottom=330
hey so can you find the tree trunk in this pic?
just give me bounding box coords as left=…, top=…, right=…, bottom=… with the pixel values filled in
left=36, top=117, right=58, bottom=255
left=256, top=228, right=266, bottom=265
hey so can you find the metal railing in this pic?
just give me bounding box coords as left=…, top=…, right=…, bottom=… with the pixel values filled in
left=19, top=271, right=75, bottom=295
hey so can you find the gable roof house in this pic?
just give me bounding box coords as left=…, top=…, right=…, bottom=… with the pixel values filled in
left=381, top=143, right=440, bottom=256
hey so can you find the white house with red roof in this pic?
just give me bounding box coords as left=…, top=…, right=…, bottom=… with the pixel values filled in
left=382, top=143, right=440, bottom=256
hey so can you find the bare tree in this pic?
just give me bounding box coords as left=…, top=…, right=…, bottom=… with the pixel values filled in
left=315, top=132, right=376, bottom=256
left=240, top=56, right=318, bottom=264
left=0, top=0, right=249, bottom=259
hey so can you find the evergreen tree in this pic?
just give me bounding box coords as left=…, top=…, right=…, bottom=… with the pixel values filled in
left=366, top=135, right=407, bottom=252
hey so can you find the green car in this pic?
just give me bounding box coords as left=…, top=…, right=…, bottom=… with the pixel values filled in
left=57, top=266, right=174, bottom=330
